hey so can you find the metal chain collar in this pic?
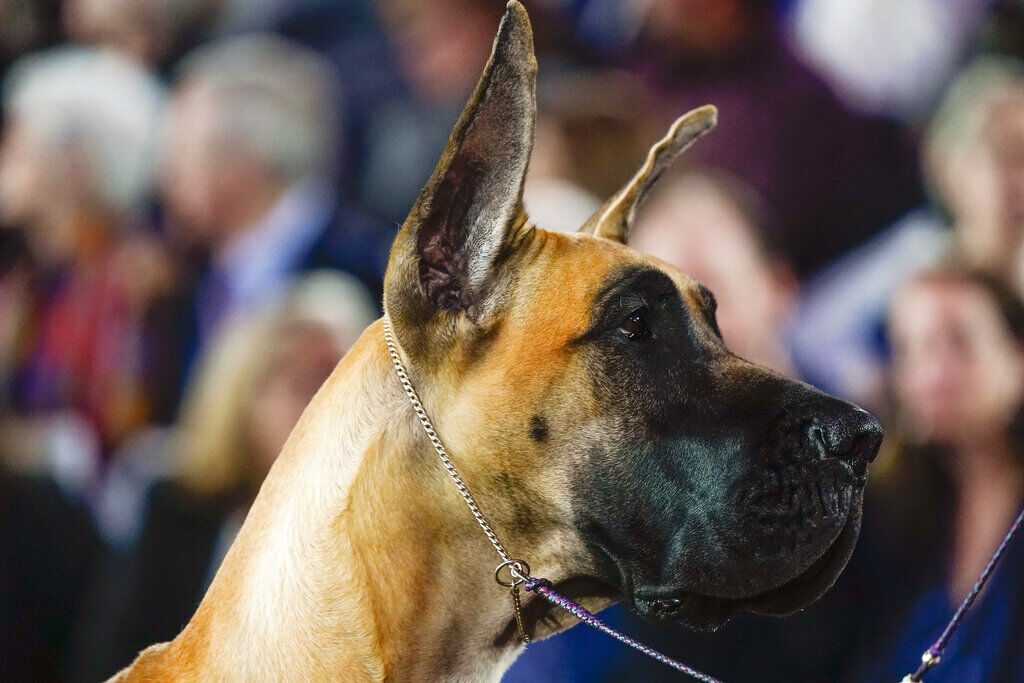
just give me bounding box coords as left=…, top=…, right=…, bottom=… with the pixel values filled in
left=381, top=315, right=532, bottom=644
left=382, top=316, right=520, bottom=570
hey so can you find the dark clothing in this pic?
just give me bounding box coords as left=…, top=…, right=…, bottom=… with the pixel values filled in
left=633, top=32, right=922, bottom=279
left=148, top=199, right=392, bottom=417
left=0, top=471, right=98, bottom=682
left=69, top=481, right=243, bottom=681
left=300, top=201, right=393, bottom=302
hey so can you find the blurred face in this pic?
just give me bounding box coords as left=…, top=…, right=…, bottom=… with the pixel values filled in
left=890, top=279, right=1024, bottom=446
left=0, top=119, right=47, bottom=227
left=386, top=2, right=495, bottom=103
left=642, top=0, right=755, bottom=60
left=631, top=183, right=796, bottom=370
left=159, top=84, right=223, bottom=243
left=0, top=118, right=89, bottom=264
left=160, top=82, right=286, bottom=249
left=951, top=96, right=1024, bottom=278
left=246, top=324, right=342, bottom=479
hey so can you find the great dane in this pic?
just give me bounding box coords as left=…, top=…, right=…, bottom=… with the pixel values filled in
left=114, top=2, right=882, bottom=680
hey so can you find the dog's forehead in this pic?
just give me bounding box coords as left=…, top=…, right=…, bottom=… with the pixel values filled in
left=511, top=229, right=704, bottom=335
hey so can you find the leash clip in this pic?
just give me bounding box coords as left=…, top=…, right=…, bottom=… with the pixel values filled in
left=902, top=649, right=941, bottom=682
left=495, top=559, right=532, bottom=644
left=495, top=559, right=531, bottom=587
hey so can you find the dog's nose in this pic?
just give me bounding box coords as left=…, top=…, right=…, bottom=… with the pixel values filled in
left=807, top=405, right=883, bottom=479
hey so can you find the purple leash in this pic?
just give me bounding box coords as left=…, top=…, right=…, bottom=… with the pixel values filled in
left=524, top=577, right=721, bottom=682
left=902, top=505, right=1024, bottom=682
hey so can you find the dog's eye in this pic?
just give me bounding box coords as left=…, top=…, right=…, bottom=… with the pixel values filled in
left=618, top=306, right=649, bottom=340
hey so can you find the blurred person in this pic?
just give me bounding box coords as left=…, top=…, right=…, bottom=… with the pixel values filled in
left=62, top=0, right=404, bottom=198
left=625, top=0, right=921, bottom=278
left=929, top=58, right=1024, bottom=282
left=630, top=170, right=799, bottom=374
left=63, top=0, right=220, bottom=69
left=522, top=71, right=650, bottom=234
left=156, top=34, right=391, bottom=394
left=214, top=0, right=404, bottom=200
left=792, top=57, right=1024, bottom=408
left=523, top=115, right=602, bottom=233
left=859, top=268, right=1024, bottom=681
left=361, top=0, right=503, bottom=220
left=0, top=47, right=167, bottom=477
left=71, top=272, right=378, bottom=680
left=788, top=0, right=993, bottom=121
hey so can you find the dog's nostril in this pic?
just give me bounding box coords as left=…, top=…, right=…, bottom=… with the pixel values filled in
left=847, top=412, right=883, bottom=463
left=826, top=410, right=883, bottom=474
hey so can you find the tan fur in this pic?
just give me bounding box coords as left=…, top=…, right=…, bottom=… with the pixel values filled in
left=111, top=225, right=712, bottom=681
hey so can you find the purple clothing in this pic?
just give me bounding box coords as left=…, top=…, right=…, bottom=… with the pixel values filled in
left=633, top=32, right=921, bottom=278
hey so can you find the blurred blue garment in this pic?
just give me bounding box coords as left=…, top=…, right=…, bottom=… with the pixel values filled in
left=193, top=180, right=334, bottom=346
left=155, top=182, right=391, bottom=413
left=503, top=604, right=629, bottom=682
left=790, top=208, right=949, bottom=404
left=861, top=518, right=1024, bottom=682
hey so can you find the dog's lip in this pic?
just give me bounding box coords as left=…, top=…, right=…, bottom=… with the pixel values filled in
left=631, top=503, right=862, bottom=626
left=737, top=507, right=860, bottom=614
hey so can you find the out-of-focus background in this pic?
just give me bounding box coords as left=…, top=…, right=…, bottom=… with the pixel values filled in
left=1, top=0, right=1023, bottom=680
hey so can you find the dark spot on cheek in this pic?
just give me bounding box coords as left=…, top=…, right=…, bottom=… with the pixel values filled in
left=529, top=415, right=549, bottom=443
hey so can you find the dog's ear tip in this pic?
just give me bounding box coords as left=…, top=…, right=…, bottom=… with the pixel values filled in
left=501, top=0, right=533, bottom=41
left=492, top=0, right=537, bottom=80
left=680, top=104, right=718, bottom=132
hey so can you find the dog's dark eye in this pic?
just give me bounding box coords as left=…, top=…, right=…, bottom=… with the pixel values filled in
left=618, top=306, right=649, bottom=340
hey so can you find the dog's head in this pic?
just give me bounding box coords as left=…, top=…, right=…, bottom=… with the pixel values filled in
left=384, top=2, right=882, bottom=630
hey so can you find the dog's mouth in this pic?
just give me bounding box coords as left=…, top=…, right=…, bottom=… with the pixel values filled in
left=632, top=505, right=862, bottom=629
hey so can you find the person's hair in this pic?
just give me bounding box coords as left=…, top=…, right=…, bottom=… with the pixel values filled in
left=910, top=267, right=1024, bottom=344
left=923, top=56, right=1024, bottom=214
left=173, top=34, right=341, bottom=183
left=174, top=272, right=377, bottom=496
left=876, top=266, right=1024, bottom=569
left=2, top=46, right=165, bottom=216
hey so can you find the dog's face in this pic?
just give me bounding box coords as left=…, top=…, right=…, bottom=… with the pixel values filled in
left=384, top=3, right=881, bottom=630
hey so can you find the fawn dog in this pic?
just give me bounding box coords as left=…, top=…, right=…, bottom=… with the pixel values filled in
left=113, top=2, right=881, bottom=680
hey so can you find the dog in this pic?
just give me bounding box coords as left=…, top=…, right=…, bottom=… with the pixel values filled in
left=113, top=2, right=882, bottom=680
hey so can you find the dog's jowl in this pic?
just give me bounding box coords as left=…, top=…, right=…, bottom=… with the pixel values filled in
left=112, top=2, right=881, bottom=680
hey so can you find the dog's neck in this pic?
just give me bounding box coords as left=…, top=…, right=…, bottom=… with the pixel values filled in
left=147, top=320, right=564, bottom=681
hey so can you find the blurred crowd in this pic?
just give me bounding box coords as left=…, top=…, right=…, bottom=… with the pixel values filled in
left=1, top=0, right=1023, bottom=681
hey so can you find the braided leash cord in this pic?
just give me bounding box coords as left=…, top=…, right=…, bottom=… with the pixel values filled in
left=525, top=578, right=722, bottom=682
left=903, top=506, right=1024, bottom=682
left=382, top=316, right=719, bottom=681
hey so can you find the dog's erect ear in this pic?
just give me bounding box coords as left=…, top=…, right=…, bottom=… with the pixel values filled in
left=580, top=105, right=717, bottom=244
left=385, top=1, right=536, bottom=323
